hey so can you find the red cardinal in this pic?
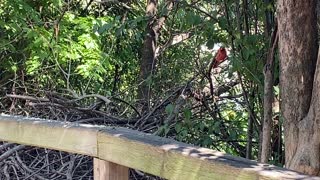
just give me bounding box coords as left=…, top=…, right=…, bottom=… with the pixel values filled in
left=212, top=47, right=228, bottom=68
left=207, top=47, right=228, bottom=76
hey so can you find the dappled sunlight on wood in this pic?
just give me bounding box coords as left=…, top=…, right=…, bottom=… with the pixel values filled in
left=0, top=115, right=319, bottom=179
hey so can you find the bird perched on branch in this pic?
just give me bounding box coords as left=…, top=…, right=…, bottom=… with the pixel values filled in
left=207, top=47, right=228, bottom=76
left=205, top=47, right=228, bottom=101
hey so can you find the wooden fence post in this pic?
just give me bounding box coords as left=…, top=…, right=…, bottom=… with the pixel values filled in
left=93, top=158, right=129, bottom=180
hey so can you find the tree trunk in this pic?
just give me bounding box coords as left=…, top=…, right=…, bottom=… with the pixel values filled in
left=261, top=26, right=278, bottom=163
left=278, top=0, right=319, bottom=175
left=137, top=0, right=173, bottom=113
left=260, top=0, right=277, bottom=163
left=137, top=0, right=158, bottom=112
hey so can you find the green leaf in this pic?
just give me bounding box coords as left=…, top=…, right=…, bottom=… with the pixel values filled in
left=186, top=12, right=201, bottom=26
left=183, top=108, right=192, bottom=121
left=243, top=49, right=250, bottom=60
left=199, top=123, right=205, bottom=131
left=213, top=121, right=221, bottom=133
left=98, top=23, right=113, bottom=34
left=229, top=130, right=237, bottom=140
left=165, top=104, right=174, bottom=115
left=206, top=39, right=215, bottom=49
left=202, top=137, right=213, bottom=146
left=175, top=123, right=182, bottom=132
left=218, top=18, right=228, bottom=30
left=164, top=124, right=170, bottom=136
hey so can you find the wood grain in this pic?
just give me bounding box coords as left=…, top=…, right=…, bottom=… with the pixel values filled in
left=0, top=115, right=99, bottom=156
left=94, top=158, right=129, bottom=180
left=0, top=115, right=318, bottom=180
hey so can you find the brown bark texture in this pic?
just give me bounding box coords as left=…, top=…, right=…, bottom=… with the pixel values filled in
left=137, top=0, right=173, bottom=112
left=261, top=27, right=278, bottom=163
left=278, top=0, right=319, bottom=175
left=137, top=0, right=158, bottom=112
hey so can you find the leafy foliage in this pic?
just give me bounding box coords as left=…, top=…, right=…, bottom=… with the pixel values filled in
left=0, top=0, right=281, bottom=178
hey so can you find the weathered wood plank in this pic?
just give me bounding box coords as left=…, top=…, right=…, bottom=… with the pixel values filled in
left=97, top=127, right=320, bottom=180
left=94, top=158, right=129, bottom=180
left=0, top=115, right=99, bottom=156
left=0, top=115, right=319, bottom=180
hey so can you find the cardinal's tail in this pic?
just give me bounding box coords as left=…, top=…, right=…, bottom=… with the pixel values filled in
left=212, top=61, right=218, bottom=68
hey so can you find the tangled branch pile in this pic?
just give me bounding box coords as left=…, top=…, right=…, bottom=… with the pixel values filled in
left=0, top=72, right=239, bottom=179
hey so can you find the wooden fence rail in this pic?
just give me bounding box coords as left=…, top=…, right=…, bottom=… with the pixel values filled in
left=0, top=114, right=318, bottom=180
